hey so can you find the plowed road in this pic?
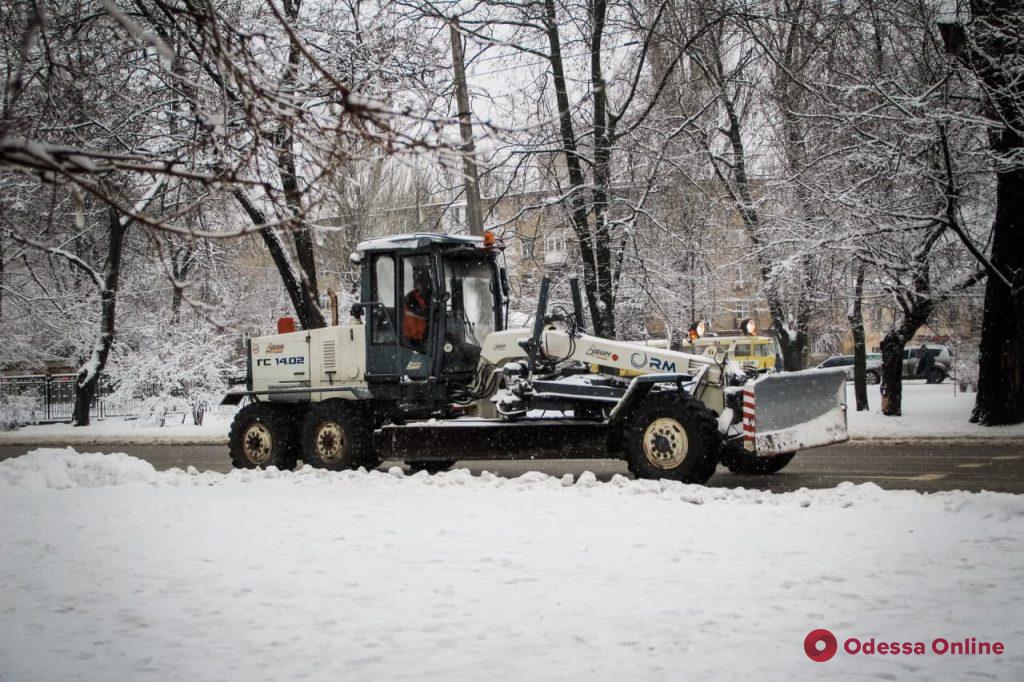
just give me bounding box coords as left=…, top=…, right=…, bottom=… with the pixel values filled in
left=2, top=441, right=1023, bottom=493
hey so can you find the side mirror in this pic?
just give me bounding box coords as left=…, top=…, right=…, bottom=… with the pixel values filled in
left=350, top=252, right=363, bottom=264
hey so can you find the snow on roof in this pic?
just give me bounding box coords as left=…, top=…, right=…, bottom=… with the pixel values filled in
left=355, top=233, right=483, bottom=253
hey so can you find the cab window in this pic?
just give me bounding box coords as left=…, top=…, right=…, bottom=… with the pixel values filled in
left=443, top=257, right=497, bottom=349
left=371, top=255, right=395, bottom=344
left=400, top=255, right=432, bottom=350
left=734, top=343, right=752, bottom=357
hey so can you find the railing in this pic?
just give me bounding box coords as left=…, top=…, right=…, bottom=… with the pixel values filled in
left=0, top=373, right=140, bottom=423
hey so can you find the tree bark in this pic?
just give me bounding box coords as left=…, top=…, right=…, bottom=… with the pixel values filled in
left=848, top=262, right=869, bottom=411
left=973, top=162, right=1024, bottom=424
left=964, top=1, right=1024, bottom=425
left=73, top=206, right=128, bottom=426
left=715, top=88, right=808, bottom=369
left=543, top=0, right=614, bottom=338
left=273, top=0, right=324, bottom=330
left=879, top=329, right=907, bottom=416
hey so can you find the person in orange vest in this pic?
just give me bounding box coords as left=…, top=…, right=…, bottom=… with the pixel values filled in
left=403, top=267, right=431, bottom=349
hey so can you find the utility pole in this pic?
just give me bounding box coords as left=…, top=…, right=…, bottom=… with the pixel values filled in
left=449, top=17, right=484, bottom=236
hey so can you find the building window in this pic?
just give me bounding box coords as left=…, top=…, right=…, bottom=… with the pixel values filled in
left=734, top=265, right=745, bottom=288
left=734, top=302, right=750, bottom=321
left=544, top=231, right=567, bottom=254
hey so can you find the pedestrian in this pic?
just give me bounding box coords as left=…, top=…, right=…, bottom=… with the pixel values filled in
left=916, top=343, right=935, bottom=379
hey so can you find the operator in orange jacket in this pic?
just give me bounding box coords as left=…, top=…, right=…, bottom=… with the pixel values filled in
left=403, top=267, right=431, bottom=349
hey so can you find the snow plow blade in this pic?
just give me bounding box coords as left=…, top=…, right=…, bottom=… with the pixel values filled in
left=743, top=369, right=848, bottom=456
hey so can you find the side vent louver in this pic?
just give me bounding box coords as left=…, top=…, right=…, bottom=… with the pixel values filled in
left=322, top=340, right=336, bottom=371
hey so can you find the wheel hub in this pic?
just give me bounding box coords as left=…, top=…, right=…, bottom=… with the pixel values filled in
left=642, top=417, right=689, bottom=469
left=243, top=423, right=273, bottom=464
left=316, top=422, right=345, bottom=463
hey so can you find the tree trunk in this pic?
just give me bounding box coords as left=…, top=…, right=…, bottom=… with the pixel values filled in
left=966, top=1, right=1024, bottom=425
left=170, top=285, right=183, bottom=324
left=972, top=163, right=1024, bottom=424
left=0, top=230, right=4, bottom=324
left=542, top=0, right=614, bottom=338
left=234, top=190, right=325, bottom=330
left=73, top=206, right=128, bottom=426
left=715, top=84, right=808, bottom=370
left=275, top=124, right=323, bottom=328
left=848, top=262, right=869, bottom=411
left=880, top=302, right=932, bottom=416
left=879, top=329, right=906, bottom=416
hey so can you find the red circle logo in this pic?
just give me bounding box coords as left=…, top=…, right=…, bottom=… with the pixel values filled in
left=805, top=629, right=838, bottom=662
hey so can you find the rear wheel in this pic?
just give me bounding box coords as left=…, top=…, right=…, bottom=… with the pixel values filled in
left=719, top=440, right=795, bottom=475
left=865, top=370, right=880, bottom=385
left=228, top=402, right=298, bottom=470
left=301, top=401, right=374, bottom=470
left=925, top=368, right=946, bottom=384
left=624, top=393, right=720, bottom=484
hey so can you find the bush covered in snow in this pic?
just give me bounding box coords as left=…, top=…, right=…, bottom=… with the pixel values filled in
left=107, top=326, right=238, bottom=426
left=0, top=394, right=42, bottom=431
left=954, top=346, right=980, bottom=392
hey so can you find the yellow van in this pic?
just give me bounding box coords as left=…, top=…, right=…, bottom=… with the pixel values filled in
left=680, top=335, right=778, bottom=373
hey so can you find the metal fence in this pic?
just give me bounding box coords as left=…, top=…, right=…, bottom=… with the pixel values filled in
left=0, top=373, right=139, bottom=423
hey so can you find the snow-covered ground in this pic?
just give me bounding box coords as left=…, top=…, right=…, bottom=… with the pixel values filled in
left=0, top=411, right=235, bottom=445
left=3, top=383, right=1020, bottom=446
left=1, top=448, right=1022, bottom=681
left=845, top=382, right=1024, bottom=439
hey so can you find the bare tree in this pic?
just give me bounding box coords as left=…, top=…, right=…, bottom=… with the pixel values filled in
left=939, top=3, right=1024, bottom=426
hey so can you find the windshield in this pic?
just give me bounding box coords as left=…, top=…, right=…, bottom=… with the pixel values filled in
left=443, top=257, right=497, bottom=348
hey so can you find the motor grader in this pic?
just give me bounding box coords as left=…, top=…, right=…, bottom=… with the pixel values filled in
left=223, top=233, right=848, bottom=482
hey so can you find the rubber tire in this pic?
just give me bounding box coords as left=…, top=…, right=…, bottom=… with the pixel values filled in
left=301, top=401, right=374, bottom=471
left=926, top=368, right=946, bottom=384
left=719, top=440, right=795, bottom=475
left=865, top=370, right=880, bottom=385
left=407, top=461, right=456, bottom=475
left=624, top=393, right=721, bottom=484
left=228, top=402, right=299, bottom=470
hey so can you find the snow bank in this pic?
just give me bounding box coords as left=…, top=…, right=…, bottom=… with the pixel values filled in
left=4, top=448, right=1023, bottom=518
left=2, top=448, right=1022, bottom=681
left=0, top=447, right=159, bottom=489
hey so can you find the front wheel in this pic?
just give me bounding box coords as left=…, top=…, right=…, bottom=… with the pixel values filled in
left=865, top=370, right=880, bottom=385
left=228, top=402, right=298, bottom=470
left=624, top=393, right=721, bottom=484
left=719, top=440, right=795, bottom=475
left=925, top=368, right=946, bottom=384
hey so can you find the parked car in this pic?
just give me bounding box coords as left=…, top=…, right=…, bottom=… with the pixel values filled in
left=817, top=346, right=950, bottom=385
left=816, top=354, right=882, bottom=384
left=902, top=344, right=951, bottom=383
